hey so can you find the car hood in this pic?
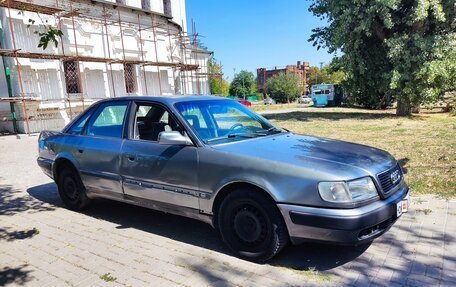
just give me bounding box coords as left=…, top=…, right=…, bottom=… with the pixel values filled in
left=211, top=133, right=397, bottom=180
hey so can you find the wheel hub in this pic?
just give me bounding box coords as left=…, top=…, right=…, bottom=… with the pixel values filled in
left=233, top=209, right=263, bottom=243
left=63, top=176, right=78, bottom=200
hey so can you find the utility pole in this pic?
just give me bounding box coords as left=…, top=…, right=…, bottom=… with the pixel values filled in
left=0, top=25, right=18, bottom=133
left=232, top=68, right=236, bottom=97
left=1, top=64, right=18, bottom=134
left=319, top=62, right=324, bottom=84
left=242, top=76, right=245, bottom=100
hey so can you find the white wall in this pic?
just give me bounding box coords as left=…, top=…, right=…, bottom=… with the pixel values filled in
left=0, top=0, right=212, bottom=133
left=171, top=0, right=187, bottom=32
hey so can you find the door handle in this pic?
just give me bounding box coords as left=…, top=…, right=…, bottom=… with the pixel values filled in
left=77, top=148, right=84, bottom=154
left=125, top=154, right=136, bottom=161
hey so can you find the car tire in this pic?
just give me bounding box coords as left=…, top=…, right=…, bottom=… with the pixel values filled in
left=217, top=189, right=289, bottom=262
left=57, top=165, right=90, bottom=211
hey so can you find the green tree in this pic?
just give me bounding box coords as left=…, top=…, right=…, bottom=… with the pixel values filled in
left=208, top=57, right=229, bottom=95
left=229, top=70, right=255, bottom=98
left=309, top=0, right=456, bottom=115
left=308, top=65, right=345, bottom=87
left=265, top=72, right=304, bottom=103
left=209, top=78, right=229, bottom=96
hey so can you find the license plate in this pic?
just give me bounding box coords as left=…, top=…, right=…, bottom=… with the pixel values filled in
left=396, top=195, right=409, bottom=217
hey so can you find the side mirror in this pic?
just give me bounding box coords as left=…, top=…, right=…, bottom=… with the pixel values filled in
left=158, top=131, right=193, bottom=146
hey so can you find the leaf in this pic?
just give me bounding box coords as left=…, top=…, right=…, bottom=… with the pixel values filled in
left=308, top=0, right=456, bottom=112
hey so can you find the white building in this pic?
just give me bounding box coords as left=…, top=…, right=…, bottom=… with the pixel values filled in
left=0, top=0, right=212, bottom=133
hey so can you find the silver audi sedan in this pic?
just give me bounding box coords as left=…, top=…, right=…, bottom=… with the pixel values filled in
left=37, top=96, right=409, bottom=262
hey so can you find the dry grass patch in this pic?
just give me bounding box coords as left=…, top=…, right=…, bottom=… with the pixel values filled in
left=262, top=107, right=456, bottom=198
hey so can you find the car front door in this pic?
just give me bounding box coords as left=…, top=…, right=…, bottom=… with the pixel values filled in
left=76, top=100, right=130, bottom=197
left=119, top=101, right=199, bottom=209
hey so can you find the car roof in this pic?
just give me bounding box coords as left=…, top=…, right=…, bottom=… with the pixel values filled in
left=96, top=95, right=230, bottom=105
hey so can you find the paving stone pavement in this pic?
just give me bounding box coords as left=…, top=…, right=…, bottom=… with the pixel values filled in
left=0, top=135, right=455, bottom=287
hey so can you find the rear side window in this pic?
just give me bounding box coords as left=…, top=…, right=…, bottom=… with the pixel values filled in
left=67, top=109, right=93, bottom=135
left=86, top=102, right=128, bottom=138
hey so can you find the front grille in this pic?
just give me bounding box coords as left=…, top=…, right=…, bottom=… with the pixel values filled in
left=377, top=164, right=403, bottom=195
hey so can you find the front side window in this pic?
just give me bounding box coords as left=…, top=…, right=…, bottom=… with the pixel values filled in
left=86, top=102, right=128, bottom=138
left=175, top=100, right=281, bottom=144
left=133, top=103, right=181, bottom=141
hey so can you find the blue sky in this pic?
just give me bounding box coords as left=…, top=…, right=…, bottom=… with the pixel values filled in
left=186, top=0, right=335, bottom=81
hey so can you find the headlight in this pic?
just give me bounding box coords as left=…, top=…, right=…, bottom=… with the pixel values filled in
left=347, top=177, right=378, bottom=202
left=318, top=177, right=379, bottom=203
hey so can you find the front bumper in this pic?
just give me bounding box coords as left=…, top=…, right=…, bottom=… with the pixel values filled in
left=278, top=184, right=409, bottom=245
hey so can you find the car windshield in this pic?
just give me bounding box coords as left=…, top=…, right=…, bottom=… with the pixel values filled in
left=175, top=99, right=282, bottom=144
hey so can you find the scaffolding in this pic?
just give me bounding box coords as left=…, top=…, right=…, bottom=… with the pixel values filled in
left=0, top=0, right=214, bottom=134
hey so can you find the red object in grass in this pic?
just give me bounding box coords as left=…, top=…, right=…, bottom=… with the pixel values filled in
left=237, top=99, right=252, bottom=107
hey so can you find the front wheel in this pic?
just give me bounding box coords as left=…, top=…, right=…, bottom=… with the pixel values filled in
left=217, top=189, right=289, bottom=262
left=57, top=165, right=90, bottom=211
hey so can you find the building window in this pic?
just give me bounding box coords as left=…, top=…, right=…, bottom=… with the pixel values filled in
left=163, top=0, right=172, bottom=17
left=141, top=0, right=150, bottom=10
left=258, top=74, right=264, bottom=84
left=124, top=63, right=137, bottom=93
left=63, top=60, right=81, bottom=94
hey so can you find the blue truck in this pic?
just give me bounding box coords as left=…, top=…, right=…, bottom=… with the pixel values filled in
left=311, top=84, right=345, bottom=107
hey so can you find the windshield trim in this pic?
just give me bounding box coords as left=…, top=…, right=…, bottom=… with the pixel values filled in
left=207, top=130, right=290, bottom=146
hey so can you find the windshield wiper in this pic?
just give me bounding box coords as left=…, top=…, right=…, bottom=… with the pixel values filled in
left=256, top=127, right=283, bottom=134
left=206, top=133, right=259, bottom=143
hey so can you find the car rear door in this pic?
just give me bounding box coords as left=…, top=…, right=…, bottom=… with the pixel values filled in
left=76, top=100, right=130, bottom=197
left=119, top=101, right=199, bottom=209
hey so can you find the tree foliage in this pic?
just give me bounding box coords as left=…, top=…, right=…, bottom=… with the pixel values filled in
left=37, top=26, right=63, bottom=50
left=309, top=0, right=456, bottom=115
left=208, top=57, right=229, bottom=95
left=308, top=65, right=345, bottom=87
left=210, top=77, right=230, bottom=96
left=229, top=70, right=256, bottom=97
left=265, top=72, right=304, bottom=103
left=19, top=11, right=64, bottom=50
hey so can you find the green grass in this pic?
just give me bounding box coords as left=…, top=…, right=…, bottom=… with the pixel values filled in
left=261, top=106, right=456, bottom=198
left=283, top=266, right=332, bottom=283
left=416, top=208, right=433, bottom=215
left=100, top=273, right=116, bottom=282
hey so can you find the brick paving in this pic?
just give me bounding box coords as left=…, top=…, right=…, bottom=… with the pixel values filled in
left=0, top=135, right=455, bottom=286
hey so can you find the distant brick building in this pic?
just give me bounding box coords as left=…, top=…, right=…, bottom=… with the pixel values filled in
left=257, top=61, right=310, bottom=94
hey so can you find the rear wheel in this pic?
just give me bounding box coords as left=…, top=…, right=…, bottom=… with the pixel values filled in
left=57, top=165, right=90, bottom=210
left=217, top=189, right=289, bottom=262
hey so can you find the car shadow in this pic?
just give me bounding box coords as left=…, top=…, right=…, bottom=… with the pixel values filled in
left=271, top=241, right=370, bottom=271
left=27, top=182, right=369, bottom=270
